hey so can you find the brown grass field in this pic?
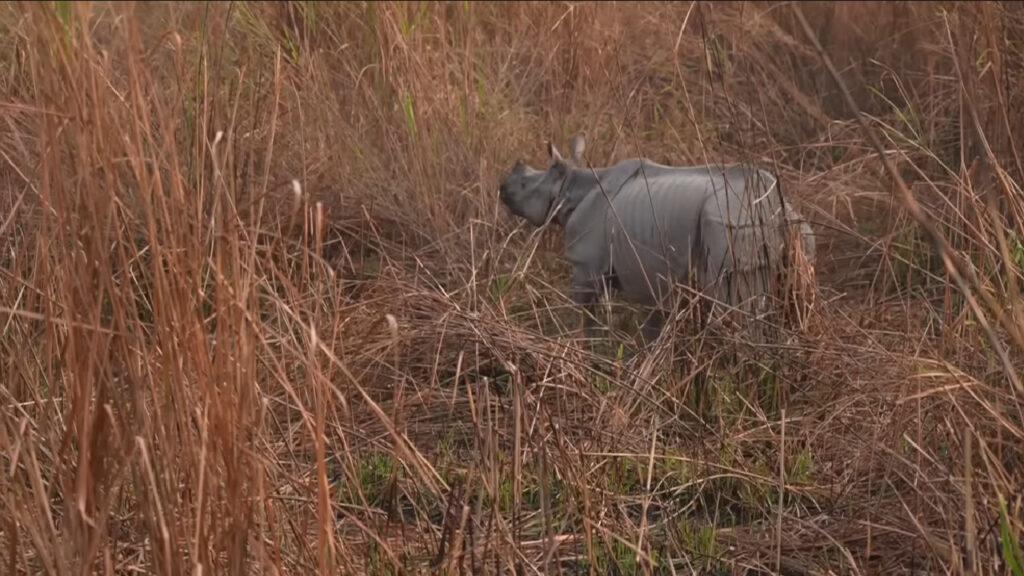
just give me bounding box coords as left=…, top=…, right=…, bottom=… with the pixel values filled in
left=1, top=1, right=1023, bottom=574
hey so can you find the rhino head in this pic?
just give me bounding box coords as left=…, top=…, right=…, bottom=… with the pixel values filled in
left=499, top=134, right=586, bottom=227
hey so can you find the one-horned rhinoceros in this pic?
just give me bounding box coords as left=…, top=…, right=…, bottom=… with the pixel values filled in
left=498, top=134, right=816, bottom=342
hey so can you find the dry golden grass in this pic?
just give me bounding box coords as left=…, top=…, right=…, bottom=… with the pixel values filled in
left=1, top=1, right=1023, bottom=574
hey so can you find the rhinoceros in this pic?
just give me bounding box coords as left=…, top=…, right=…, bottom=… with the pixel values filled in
left=498, top=134, right=816, bottom=343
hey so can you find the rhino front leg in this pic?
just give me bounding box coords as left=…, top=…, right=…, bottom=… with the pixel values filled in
left=571, top=284, right=600, bottom=342
left=570, top=268, right=602, bottom=342
left=640, top=308, right=666, bottom=345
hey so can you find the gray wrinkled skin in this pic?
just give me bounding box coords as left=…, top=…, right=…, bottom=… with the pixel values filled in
left=498, top=135, right=816, bottom=342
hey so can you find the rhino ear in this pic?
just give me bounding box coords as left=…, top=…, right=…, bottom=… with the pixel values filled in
left=548, top=141, right=563, bottom=163
left=570, top=133, right=585, bottom=164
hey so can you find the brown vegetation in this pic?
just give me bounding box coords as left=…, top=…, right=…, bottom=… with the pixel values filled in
left=1, top=1, right=1022, bottom=574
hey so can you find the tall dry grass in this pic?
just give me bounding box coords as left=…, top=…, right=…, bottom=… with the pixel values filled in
left=1, top=1, right=1022, bottom=574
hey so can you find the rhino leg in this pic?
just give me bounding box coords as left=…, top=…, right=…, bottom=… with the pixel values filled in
left=570, top=275, right=601, bottom=342
left=640, top=309, right=666, bottom=345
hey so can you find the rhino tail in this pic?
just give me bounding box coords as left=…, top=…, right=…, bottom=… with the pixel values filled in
left=774, top=175, right=816, bottom=266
